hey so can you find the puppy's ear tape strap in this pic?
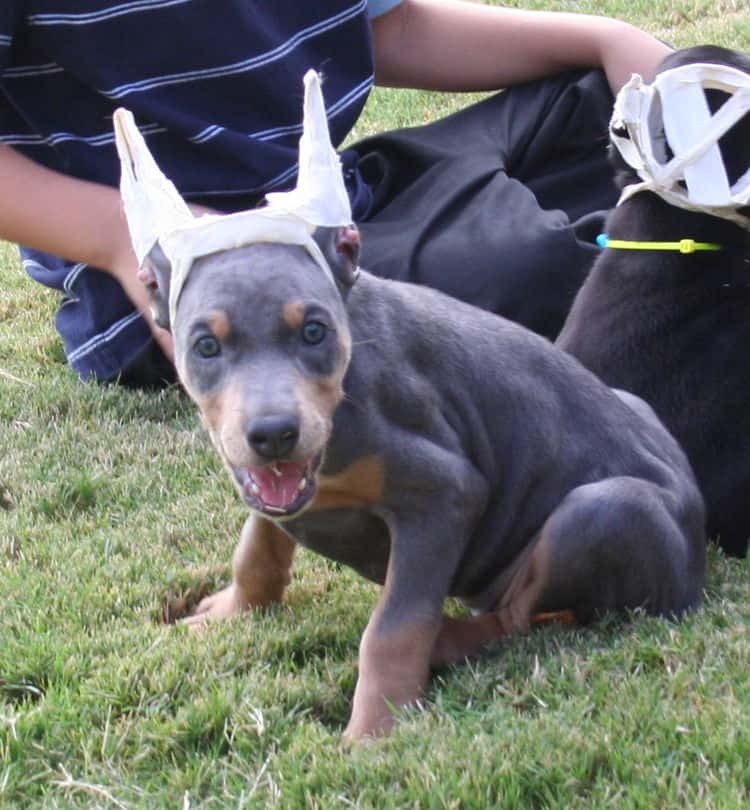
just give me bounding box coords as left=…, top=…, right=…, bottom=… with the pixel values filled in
left=113, top=70, right=355, bottom=322
left=113, top=108, right=194, bottom=267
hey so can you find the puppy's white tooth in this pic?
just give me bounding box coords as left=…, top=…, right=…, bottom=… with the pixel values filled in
left=271, top=463, right=282, bottom=478
left=298, top=478, right=307, bottom=492
left=250, top=482, right=260, bottom=495
left=265, top=505, right=286, bottom=514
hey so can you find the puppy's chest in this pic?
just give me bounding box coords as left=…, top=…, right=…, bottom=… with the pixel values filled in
left=286, top=506, right=391, bottom=585
left=284, top=454, right=391, bottom=584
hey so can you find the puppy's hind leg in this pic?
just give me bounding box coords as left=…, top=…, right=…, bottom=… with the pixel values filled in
left=495, top=477, right=705, bottom=632
left=183, top=514, right=296, bottom=627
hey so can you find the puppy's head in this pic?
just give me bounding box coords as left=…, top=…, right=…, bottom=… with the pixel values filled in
left=143, top=224, right=360, bottom=518
left=609, top=45, right=750, bottom=200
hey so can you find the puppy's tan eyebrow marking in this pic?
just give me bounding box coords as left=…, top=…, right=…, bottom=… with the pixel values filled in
left=205, top=309, right=232, bottom=341
left=282, top=300, right=306, bottom=330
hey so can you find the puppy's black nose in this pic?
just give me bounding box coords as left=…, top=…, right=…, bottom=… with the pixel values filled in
left=247, top=415, right=300, bottom=459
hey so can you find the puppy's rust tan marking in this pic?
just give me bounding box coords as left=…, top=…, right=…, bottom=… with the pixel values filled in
left=298, top=374, right=344, bottom=413
left=282, top=299, right=306, bottom=331
left=205, top=308, right=232, bottom=342
left=232, top=515, right=297, bottom=607
left=198, top=377, right=242, bottom=435
left=287, top=374, right=348, bottom=461
left=193, top=377, right=253, bottom=468
left=182, top=516, right=297, bottom=627
left=345, top=613, right=438, bottom=740
left=311, top=455, right=385, bottom=511
left=431, top=613, right=509, bottom=666
left=495, top=529, right=554, bottom=634
left=531, top=609, right=576, bottom=626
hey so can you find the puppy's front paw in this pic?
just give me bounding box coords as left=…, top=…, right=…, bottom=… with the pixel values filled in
left=180, top=583, right=248, bottom=629
left=342, top=702, right=397, bottom=744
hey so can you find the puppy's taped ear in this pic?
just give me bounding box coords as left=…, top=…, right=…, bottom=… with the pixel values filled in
left=314, top=225, right=360, bottom=291
left=136, top=242, right=173, bottom=331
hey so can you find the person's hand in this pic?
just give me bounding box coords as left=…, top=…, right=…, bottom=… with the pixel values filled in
left=108, top=233, right=175, bottom=362
left=107, top=201, right=220, bottom=363
left=0, top=143, right=177, bottom=360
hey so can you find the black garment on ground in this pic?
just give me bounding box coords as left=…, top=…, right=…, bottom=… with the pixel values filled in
left=351, top=68, right=617, bottom=339
left=117, top=339, right=178, bottom=389
left=122, top=69, right=617, bottom=386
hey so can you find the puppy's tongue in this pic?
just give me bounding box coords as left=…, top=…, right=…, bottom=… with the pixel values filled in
left=249, top=461, right=307, bottom=508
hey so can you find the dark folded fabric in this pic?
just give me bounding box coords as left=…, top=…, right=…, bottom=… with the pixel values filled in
left=349, top=69, right=618, bottom=338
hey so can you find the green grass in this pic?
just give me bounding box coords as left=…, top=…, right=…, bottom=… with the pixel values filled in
left=2, top=3, right=750, bottom=807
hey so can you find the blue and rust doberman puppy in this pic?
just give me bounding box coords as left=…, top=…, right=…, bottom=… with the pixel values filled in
left=143, top=223, right=705, bottom=740
left=558, top=46, right=750, bottom=558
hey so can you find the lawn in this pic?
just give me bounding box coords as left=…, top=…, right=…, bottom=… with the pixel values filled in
left=2, top=2, right=749, bottom=807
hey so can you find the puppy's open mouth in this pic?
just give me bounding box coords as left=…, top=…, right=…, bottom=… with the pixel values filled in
left=235, top=456, right=321, bottom=518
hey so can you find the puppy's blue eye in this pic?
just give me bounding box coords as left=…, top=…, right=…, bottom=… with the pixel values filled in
left=302, top=321, right=327, bottom=345
left=194, top=335, right=221, bottom=358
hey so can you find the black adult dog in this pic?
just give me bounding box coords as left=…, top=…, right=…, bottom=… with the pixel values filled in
left=557, top=45, right=750, bottom=557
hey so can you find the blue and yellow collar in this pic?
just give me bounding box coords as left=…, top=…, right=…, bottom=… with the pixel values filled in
left=596, top=234, right=722, bottom=254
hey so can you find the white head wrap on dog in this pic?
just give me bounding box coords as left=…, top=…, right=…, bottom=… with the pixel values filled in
left=113, top=70, right=353, bottom=322
left=610, top=62, right=750, bottom=229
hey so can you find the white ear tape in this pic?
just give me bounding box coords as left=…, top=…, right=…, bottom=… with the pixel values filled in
left=113, top=70, right=353, bottom=323
left=610, top=62, right=750, bottom=228
left=265, top=70, right=352, bottom=226
left=113, top=108, right=194, bottom=266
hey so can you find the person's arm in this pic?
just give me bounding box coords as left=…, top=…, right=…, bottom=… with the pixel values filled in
left=0, top=143, right=174, bottom=359
left=371, top=0, right=671, bottom=95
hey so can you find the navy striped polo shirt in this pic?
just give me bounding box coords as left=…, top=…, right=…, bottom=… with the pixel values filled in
left=0, top=0, right=401, bottom=380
